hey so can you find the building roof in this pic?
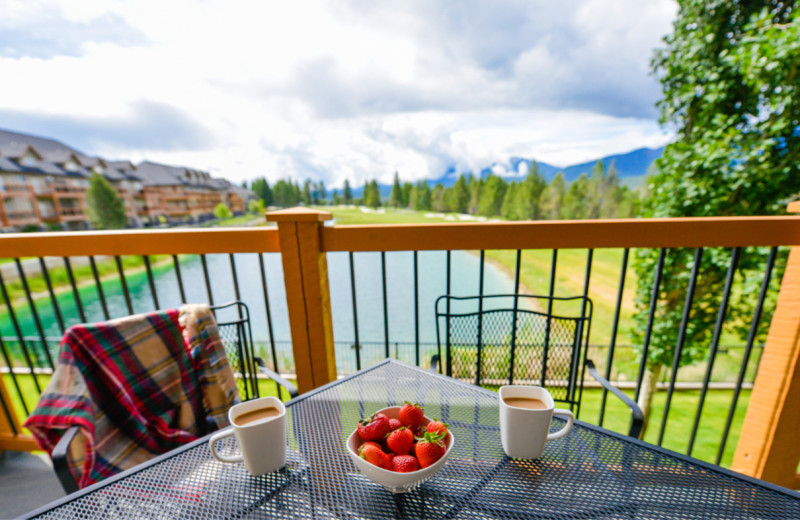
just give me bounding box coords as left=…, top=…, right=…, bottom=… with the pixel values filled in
left=0, top=128, right=85, bottom=163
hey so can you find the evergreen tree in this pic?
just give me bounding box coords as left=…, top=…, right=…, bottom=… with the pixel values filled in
left=561, top=174, right=589, bottom=219
left=343, top=179, right=353, bottom=204
left=449, top=175, right=470, bottom=214
left=251, top=177, right=273, bottom=207
left=402, top=182, right=413, bottom=208
left=302, top=180, right=312, bottom=206
left=477, top=175, right=506, bottom=217
left=390, top=172, right=403, bottom=208
left=467, top=176, right=481, bottom=215
left=519, top=162, right=547, bottom=219
left=86, top=172, right=127, bottom=229
left=331, top=189, right=340, bottom=206
left=541, top=172, right=566, bottom=219
left=432, top=184, right=449, bottom=212
left=364, top=180, right=381, bottom=208
left=500, top=182, right=519, bottom=219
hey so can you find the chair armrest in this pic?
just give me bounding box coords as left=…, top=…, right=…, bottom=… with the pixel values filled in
left=254, top=358, right=299, bottom=399
left=585, top=359, right=644, bottom=439
left=52, top=425, right=81, bottom=494
left=430, top=354, right=440, bottom=373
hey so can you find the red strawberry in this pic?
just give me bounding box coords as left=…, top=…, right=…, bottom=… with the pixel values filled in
left=385, top=427, right=414, bottom=455
left=357, top=414, right=391, bottom=442
left=416, top=431, right=446, bottom=468
left=426, top=421, right=449, bottom=437
left=399, top=402, right=424, bottom=430
left=361, top=441, right=383, bottom=452
left=359, top=443, right=390, bottom=469
left=391, top=454, right=420, bottom=473
left=387, top=418, right=403, bottom=431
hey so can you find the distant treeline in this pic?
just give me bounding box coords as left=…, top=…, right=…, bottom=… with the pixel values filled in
left=248, top=161, right=641, bottom=220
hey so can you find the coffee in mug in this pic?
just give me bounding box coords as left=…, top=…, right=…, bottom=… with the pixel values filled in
left=499, top=386, right=574, bottom=459
left=209, top=396, right=287, bottom=475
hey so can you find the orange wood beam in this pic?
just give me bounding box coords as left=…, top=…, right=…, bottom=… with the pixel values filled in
left=0, top=227, right=280, bottom=256
left=732, top=206, right=800, bottom=488
left=0, top=434, right=38, bottom=452
left=322, top=216, right=800, bottom=252
left=267, top=208, right=336, bottom=393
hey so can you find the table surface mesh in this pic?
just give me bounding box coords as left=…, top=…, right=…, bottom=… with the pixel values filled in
left=24, top=360, right=800, bottom=519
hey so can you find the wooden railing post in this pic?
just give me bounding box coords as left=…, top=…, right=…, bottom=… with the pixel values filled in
left=267, top=207, right=336, bottom=393
left=732, top=202, right=800, bottom=488
left=0, top=373, right=37, bottom=451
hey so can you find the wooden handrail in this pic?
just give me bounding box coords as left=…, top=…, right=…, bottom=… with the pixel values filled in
left=322, top=216, right=800, bottom=251
left=0, top=227, right=280, bottom=256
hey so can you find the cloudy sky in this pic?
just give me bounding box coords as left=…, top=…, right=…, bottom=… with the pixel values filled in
left=0, top=0, right=677, bottom=187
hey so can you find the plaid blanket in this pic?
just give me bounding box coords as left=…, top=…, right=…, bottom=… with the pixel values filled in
left=25, top=306, right=240, bottom=489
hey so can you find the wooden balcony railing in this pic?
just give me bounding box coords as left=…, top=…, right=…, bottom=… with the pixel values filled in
left=1, top=208, right=800, bottom=489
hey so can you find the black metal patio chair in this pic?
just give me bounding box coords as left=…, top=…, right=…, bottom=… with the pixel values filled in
left=431, top=294, right=643, bottom=438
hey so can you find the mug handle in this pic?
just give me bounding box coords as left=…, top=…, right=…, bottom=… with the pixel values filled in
left=546, top=409, right=575, bottom=441
left=209, top=429, right=243, bottom=463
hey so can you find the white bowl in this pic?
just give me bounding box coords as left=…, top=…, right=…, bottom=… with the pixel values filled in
left=346, top=406, right=455, bottom=494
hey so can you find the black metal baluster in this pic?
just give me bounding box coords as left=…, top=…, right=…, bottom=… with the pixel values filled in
left=476, top=250, right=485, bottom=386
left=509, top=250, right=522, bottom=384
left=381, top=252, right=389, bottom=359
left=414, top=251, right=420, bottom=367
left=143, top=255, right=159, bottom=309
left=173, top=255, right=187, bottom=304
left=201, top=254, right=215, bottom=306
left=576, top=249, right=593, bottom=417
left=89, top=256, right=110, bottom=320
left=542, top=250, right=557, bottom=387
left=229, top=254, right=243, bottom=318
left=64, top=257, right=86, bottom=322
left=0, top=334, right=28, bottom=417
left=445, top=250, right=451, bottom=376
left=600, top=248, right=629, bottom=427
left=0, top=271, right=42, bottom=394
left=716, top=246, right=777, bottom=464
left=687, top=247, right=740, bottom=456
left=115, top=256, right=133, bottom=315
left=39, top=258, right=65, bottom=334
left=15, top=259, right=53, bottom=368
left=259, top=254, right=279, bottom=374
left=635, top=248, right=667, bottom=401
left=349, top=252, right=361, bottom=371
left=658, top=247, right=704, bottom=447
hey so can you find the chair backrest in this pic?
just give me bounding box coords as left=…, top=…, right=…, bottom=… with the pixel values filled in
left=435, top=294, right=593, bottom=412
left=210, top=301, right=260, bottom=401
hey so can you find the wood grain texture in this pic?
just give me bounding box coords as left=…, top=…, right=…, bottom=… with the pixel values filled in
left=0, top=228, right=280, bottom=256
left=322, top=216, right=800, bottom=252
left=732, top=246, right=800, bottom=488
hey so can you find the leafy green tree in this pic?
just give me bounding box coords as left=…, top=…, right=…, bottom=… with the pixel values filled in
left=214, top=202, right=232, bottom=219
left=248, top=198, right=265, bottom=214
left=631, top=0, right=800, bottom=434
left=86, top=172, right=127, bottom=229
left=518, top=162, right=548, bottom=219
left=467, top=177, right=482, bottom=215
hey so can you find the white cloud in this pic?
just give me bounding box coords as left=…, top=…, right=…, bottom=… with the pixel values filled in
left=0, top=0, right=677, bottom=187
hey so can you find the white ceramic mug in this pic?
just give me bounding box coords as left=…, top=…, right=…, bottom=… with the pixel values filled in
left=208, top=396, right=287, bottom=475
left=499, top=385, right=574, bottom=459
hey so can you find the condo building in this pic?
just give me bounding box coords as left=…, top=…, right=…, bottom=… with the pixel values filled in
left=0, top=129, right=255, bottom=232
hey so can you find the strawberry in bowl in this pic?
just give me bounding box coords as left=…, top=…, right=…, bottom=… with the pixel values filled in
left=346, top=404, right=455, bottom=494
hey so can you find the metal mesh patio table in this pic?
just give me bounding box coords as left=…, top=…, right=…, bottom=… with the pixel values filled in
left=19, top=359, right=800, bottom=519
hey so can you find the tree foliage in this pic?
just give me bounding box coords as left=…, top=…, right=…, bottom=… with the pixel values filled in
left=86, top=172, right=127, bottom=229
left=631, top=0, right=800, bottom=432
